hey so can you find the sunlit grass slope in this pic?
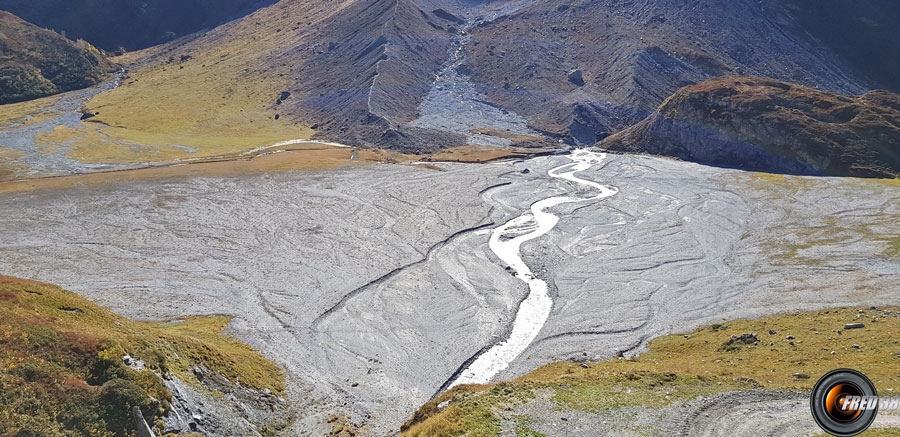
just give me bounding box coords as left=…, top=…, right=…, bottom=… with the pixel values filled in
left=403, top=307, right=900, bottom=436
left=0, top=276, right=284, bottom=436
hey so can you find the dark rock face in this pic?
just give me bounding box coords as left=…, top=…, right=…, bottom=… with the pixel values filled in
left=602, top=76, right=900, bottom=178
left=0, top=13, right=114, bottom=103
left=567, top=69, right=584, bottom=87
left=432, top=8, right=463, bottom=24
left=461, top=0, right=888, bottom=145
left=786, top=0, right=900, bottom=93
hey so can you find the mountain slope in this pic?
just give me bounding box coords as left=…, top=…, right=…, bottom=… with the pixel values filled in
left=460, top=0, right=873, bottom=144
left=787, top=0, right=900, bottom=94
left=81, top=0, right=466, bottom=153
left=0, top=12, right=113, bottom=104
left=71, top=0, right=900, bottom=155
left=602, top=76, right=900, bottom=178
left=0, top=0, right=276, bottom=52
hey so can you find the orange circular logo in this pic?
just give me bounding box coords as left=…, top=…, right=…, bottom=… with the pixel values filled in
left=824, top=383, right=863, bottom=422
left=810, top=369, right=878, bottom=436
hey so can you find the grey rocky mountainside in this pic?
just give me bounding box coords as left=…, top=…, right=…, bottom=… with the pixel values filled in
left=280, top=0, right=898, bottom=149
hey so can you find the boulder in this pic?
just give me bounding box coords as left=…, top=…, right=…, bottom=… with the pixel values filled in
left=568, top=69, right=585, bottom=86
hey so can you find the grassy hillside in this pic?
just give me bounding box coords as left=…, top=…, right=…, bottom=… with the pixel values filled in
left=76, top=0, right=463, bottom=154
left=403, top=307, right=900, bottom=436
left=0, top=276, right=284, bottom=436
left=0, top=11, right=113, bottom=104
left=603, top=76, right=900, bottom=178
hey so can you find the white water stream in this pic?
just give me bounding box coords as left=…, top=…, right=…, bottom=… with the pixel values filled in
left=450, top=149, right=618, bottom=387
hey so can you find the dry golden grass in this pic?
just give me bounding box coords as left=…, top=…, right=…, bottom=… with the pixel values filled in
left=0, top=143, right=408, bottom=194
left=428, top=145, right=535, bottom=163
left=0, top=146, right=26, bottom=180
left=404, top=307, right=900, bottom=436
left=76, top=1, right=333, bottom=154
left=0, top=140, right=557, bottom=194
left=469, top=128, right=560, bottom=149
left=0, top=275, right=284, bottom=394
left=0, top=93, right=61, bottom=126
left=0, top=275, right=284, bottom=435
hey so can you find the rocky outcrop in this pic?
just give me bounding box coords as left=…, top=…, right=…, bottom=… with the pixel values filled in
left=0, top=12, right=114, bottom=103
left=160, top=366, right=290, bottom=436
left=601, top=76, right=900, bottom=178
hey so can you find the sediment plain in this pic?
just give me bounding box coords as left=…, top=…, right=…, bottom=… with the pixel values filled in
left=1, top=151, right=898, bottom=434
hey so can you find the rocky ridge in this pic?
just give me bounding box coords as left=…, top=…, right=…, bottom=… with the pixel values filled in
left=601, top=76, right=900, bottom=178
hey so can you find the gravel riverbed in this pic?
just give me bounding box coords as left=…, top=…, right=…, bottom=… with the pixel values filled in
left=1, top=152, right=897, bottom=434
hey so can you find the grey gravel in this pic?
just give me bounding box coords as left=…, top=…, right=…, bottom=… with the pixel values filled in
left=1, top=153, right=898, bottom=434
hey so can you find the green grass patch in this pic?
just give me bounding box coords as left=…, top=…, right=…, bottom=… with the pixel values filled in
left=0, top=276, right=284, bottom=436
left=403, top=306, right=900, bottom=436
left=512, top=415, right=547, bottom=437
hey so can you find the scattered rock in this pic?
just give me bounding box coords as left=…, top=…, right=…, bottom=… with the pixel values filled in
left=279, top=91, right=291, bottom=101
left=768, top=329, right=777, bottom=335
left=793, top=373, right=811, bottom=380
left=786, top=335, right=795, bottom=340
left=852, top=344, right=861, bottom=349
left=567, top=69, right=585, bottom=86
left=122, top=354, right=146, bottom=370
left=722, top=333, right=759, bottom=350
left=310, top=123, right=319, bottom=129
left=734, top=377, right=760, bottom=387
left=79, top=112, right=96, bottom=120
left=274, top=114, right=280, bottom=120
left=732, top=333, right=760, bottom=345
left=521, top=168, right=530, bottom=174
left=845, top=323, right=866, bottom=330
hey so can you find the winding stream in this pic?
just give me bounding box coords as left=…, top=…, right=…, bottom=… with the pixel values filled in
left=450, top=149, right=618, bottom=387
